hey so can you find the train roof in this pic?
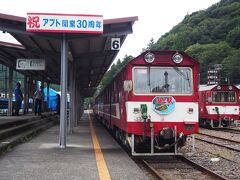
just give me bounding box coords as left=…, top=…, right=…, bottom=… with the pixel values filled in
left=132, top=50, right=200, bottom=65
left=115, top=50, right=199, bottom=82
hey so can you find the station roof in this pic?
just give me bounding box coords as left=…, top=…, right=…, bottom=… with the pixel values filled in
left=0, top=13, right=138, bottom=97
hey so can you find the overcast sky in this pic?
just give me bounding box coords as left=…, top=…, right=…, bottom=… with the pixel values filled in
left=0, top=0, right=220, bottom=64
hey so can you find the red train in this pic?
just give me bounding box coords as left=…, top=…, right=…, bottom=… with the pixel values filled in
left=94, top=50, right=199, bottom=155
left=199, top=84, right=240, bottom=128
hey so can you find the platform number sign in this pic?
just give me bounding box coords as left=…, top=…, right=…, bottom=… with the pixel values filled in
left=111, top=38, right=121, bottom=50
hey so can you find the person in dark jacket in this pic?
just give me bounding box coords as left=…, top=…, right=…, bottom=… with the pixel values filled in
left=56, top=94, right=60, bottom=115
left=34, top=86, right=44, bottom=115
left=14, top=82, right=23, bottom=116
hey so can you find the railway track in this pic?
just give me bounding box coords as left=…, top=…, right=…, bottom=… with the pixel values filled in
left=196, top=133, right=240, bottom=152
left=200, top=127, right=240, bottom=135
left=97, top=116, right=238, bottom=179
left=140, top=155, right=226, bottom=180
left=214, top=127, right=240, bottom=134
left=198, top=132, right=240, bottom=143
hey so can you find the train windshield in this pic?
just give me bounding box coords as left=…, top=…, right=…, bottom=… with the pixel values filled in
left=212, top=91, right=236, bottom=102
left=133, top=67, right=193, bottom=94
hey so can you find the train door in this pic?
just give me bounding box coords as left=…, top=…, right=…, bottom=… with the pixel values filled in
left=119, top=74, right=127, bottom=129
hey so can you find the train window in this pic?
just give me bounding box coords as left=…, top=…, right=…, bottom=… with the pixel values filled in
left=212, top=91, right=236, bottom=102
left=133, top=67, right=193, bottom=94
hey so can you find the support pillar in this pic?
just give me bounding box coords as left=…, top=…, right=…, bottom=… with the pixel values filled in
left=74, top=82, right=79, bottom=127
left=59, top=34, right=68, bottom=148
left=47, top=82, right=50, bottom=112
left=76, top=84, right=80, bottom=125
left=7, top=67, right=13, bottom=116
left=23, top=75, right=28, bottom=114
left=72, top=66, right=76, bottom=127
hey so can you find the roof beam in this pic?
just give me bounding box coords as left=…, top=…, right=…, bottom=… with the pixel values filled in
left=0, top=20, right=61, bottom=39
left=74, top=50, right=114, bottom=59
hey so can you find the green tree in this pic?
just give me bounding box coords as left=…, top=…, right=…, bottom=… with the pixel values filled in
left=221, top=49, right=240, bottom=84
left=142, top=38, right=157, bottom=52
left=226, top=26, right=240, bottom=48
left=94, top=54, right=134, bottom=97
left=186, top=42, right=233, bottom=83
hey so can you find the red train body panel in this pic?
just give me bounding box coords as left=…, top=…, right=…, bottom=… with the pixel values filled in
left=94, top=50, right=199, bottom=155
left=199, top=84, right=240, bottom=127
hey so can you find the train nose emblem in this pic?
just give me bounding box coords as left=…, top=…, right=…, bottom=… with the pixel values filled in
left=152, top=96, right=176, bottom=115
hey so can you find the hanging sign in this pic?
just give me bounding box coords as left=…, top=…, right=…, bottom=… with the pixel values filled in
left=111, top=38, right=121, bottom=50
left=152, top=96, right=176, bottom=115
left=16, top=58, right=45, bottom=70
left=26, top=13, right=103, bottom=34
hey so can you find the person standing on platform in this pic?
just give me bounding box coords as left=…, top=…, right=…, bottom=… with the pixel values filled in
left=34, top=86, right=44, bottom=115
left=14, top=82, right=23, bottom=116
left=56, top=94, right=60, bottom=115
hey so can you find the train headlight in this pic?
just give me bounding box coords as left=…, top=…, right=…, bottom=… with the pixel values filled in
left=228, top=86, right=232, bottom=90
left=172, top=53, right=183, bottom=64
left=144, top=52, right=155, bottom=63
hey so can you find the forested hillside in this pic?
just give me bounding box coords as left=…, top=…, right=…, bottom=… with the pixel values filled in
left=92, top=0, right=239, bottom=99
left=152, top=0, right=240, bottom=84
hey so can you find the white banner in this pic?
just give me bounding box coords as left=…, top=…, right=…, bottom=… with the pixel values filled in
left=26, top=13, right=103, bottom=34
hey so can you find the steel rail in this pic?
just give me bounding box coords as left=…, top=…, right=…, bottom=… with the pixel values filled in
left=216, top=128, right=240, bottom=134
left=196, top=135, right=240, bottom=152
left=177, top=156, right=227, bottom=180
left=140, top=155, right=226, bottom=180
left=198, top=132, right=240, bottom=144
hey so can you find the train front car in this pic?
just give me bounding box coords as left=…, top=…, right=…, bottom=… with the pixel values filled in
left=94, top=50, right=199, bottom=156
left=199, top=84, right=240, bottom=128
left=125, top=51, right=199, bottom=155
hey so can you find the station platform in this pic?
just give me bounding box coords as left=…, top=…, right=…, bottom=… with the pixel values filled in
left=0, top=112, right=148, bottom=180
left=0, top=112, right=55, bottom=124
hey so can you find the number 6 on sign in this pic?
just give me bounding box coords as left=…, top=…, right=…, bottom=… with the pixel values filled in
left=111, top=38, right=121, bottom=50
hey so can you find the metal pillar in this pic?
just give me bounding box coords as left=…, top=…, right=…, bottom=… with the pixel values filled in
left=73, top=82, right=77, bottom=127
left=72, top=65, right=76, bottom=127
left=59, top=34, right=68, bottom=148
left=23, top=75, right=28, bottom=114
left=68, top=62, right=73, bottom=133
left=151, top=127, right=154, bottom=154
left=47, top=82, right=50, bottom=112
left=174, top=126, right=177, bottom=154
left=7, top=68, right=13, bottom=116
left=74, top=83, right=80, bottom=126
left=4, top=66, right=7, bottom=98
left=40, top=81, right=44, bottom=112
left=192, top=134, right=195, bottom=151
left=131, top=134, right=135, bottom=154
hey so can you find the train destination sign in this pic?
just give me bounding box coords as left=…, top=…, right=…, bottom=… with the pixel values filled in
left=26, top=13, right=103, bottom=34
left=16, top=58, right=45, bottom=70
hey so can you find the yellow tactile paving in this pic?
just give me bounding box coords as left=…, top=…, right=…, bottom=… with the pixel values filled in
left=88, top=113, right=111, bottom=180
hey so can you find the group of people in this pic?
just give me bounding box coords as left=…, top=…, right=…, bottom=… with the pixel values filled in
left=14, top=82, right=60, bottom=116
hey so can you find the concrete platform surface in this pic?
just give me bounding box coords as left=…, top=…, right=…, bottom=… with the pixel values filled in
left=0, top=113, right=148, bottom=180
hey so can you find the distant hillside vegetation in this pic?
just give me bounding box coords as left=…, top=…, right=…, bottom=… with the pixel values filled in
left=93, top=0, right=240, bottom=98
left=152, top=0, right=240, bottom=84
